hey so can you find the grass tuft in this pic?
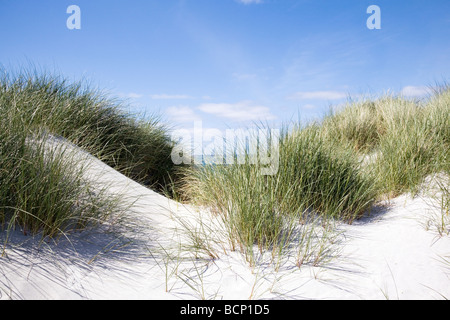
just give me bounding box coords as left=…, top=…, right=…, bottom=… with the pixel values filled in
left=0, top=68, right=176, bottom=238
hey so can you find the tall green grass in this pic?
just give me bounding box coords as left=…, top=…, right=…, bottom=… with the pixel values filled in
left=0, top=69, right=176, bottom=238
left=321, top=89, right=449, bottom=196
left=2, top=67, right=447, bottom=260
left=0, top=123, right=117, bottom=238
left=181, top=124, right=376, bottom=262
left=180, top=85, right=449, bottom=262
left=0, top=69, right=176, bottom=191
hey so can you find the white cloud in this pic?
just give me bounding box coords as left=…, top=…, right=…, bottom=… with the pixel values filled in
left=150, top=94, right=194, bottom=100
left=117, top=92, right=143, bottom=99
left=400, top=86, right=430, bottom=98
left=198, top=100, right=276, bottom=121
left=166, top=106, right=201, bottom=123
left=287, top=91, right=348, bottom=100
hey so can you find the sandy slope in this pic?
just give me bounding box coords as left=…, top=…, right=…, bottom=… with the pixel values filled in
left=0, top=138, right=449, bottom=300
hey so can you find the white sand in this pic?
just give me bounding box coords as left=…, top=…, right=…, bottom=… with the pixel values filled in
left=0, top=139, right=449, bottom=300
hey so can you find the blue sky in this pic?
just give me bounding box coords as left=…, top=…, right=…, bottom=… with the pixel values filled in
left=1, top=0, right=449, bottom=133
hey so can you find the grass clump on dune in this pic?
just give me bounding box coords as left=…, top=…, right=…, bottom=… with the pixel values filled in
left=181, top=124, right=376, bottom=261
left=321, top=88, right=449, bottom=197
left=276, top=125, right=376, bottom=221
left=0, top=118, right=116, bottom=238
left=180, top=85, right=449, bottom=262
left=0, top=68, right=176, bottom=238
left=0, top=69, right=176, bottom=192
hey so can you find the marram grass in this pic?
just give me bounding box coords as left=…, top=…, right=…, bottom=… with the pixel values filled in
left=179, top=85, right=449, bottom=260
left=180, top=124, right=377, bottom=260
left=0, top=68, right=176, bottom=192
left=0, top=68, right=176, bottom=238
left=1, top=67, right=448, bottom=263
left=321, top=90, right=449, bottom=196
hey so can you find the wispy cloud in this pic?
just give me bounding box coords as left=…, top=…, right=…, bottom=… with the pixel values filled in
left=287, top=90, right=348, bottom=100
left=117, top=92, right=143, bottom=99
left=400, top=86, right=431, bottom=98
left=166, top=105, right=201, bottom=123
left=198, top=100, right=276, bottom=121
left=150, top=94, right=194, bottom=100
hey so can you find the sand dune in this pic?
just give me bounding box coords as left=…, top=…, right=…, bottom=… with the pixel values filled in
left=1, top=138, right=449, bottom=300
